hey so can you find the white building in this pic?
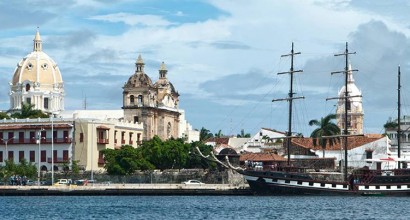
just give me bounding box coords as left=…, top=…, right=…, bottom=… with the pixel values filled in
left=242, top=128, right=286, bottom=153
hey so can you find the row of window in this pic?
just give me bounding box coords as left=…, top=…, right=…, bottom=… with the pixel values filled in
left=78, top=131, right=141, bottom=144
left=0, top=131, right=70, bottom=143
left=22, top=94, right=50, bottom=109
left=0, top=150, right=69, bottom=163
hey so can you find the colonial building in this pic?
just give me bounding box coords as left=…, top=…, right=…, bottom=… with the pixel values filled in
left=122, top=55, right=194, bottom=141
left=336, top=63, right=364, bottom=135
left=9, top=30, right=64, bottom=115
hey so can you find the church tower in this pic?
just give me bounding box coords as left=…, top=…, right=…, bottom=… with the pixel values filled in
left=122, top=55, right=180, bottom=140
left=336, top=63, right=364, bottom=134
left=9, top=30, right=65, bottom=115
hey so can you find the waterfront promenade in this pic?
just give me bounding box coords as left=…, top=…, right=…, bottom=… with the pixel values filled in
left=0, top=183, right=252, bottom=196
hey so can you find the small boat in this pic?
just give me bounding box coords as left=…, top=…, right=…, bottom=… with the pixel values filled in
left=231, top=43, right=410, bottom=196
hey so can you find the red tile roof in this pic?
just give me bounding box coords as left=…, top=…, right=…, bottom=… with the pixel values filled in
left=240, top=152, right=286, bottom=162
left=206, top=137, right=229, bottom=145
left=291, top=134, right=384, bottom=151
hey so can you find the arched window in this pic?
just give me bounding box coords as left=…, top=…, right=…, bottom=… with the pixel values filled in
left=137, top=95, right=143, bottom=105
left=26, top=84, right=30, bottom=91
left=167, top=122, right=172, bottom=138
left=130, top=95, right=135, bottom=104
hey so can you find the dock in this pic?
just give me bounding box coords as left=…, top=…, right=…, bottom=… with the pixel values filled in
left=0, top=184, right=252, bottom=196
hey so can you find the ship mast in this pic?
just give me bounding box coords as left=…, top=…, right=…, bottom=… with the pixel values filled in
left=398, top=65, right=401, bottom=168
left=330, top=42, right=358, bottom=181
left=274, top=42, right=304, bottom=165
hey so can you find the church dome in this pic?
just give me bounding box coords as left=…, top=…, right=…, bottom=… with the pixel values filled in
left=124, top=55, right=153, bottom=88
left=337, top=65, right=362, bottom=106
left=9, top=30, right=65, bottom=114
left=11, top=31, right=63, bottom=87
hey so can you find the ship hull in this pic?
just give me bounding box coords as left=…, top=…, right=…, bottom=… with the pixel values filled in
left=240, top=170, right=410, bottom=196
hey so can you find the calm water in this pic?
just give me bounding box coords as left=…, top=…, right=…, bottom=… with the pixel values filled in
left=0, top=196, right=409, bottom=219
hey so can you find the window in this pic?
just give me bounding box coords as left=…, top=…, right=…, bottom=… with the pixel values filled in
left=0, top=132, right=3, bottom=140
left=0, top=151, right=3, bottom=162
left=8, top=151, right=14, bottom=161
left=30, top=131, right=35, bottom=143
left=80, top=133, right=84, bottom=142
left=63, top=150, right=69, bottom=161
left=26, top=84, right=31, bottom=91
left=19, top=132, right=24, bottom=143
left=137, top=95, right=143, bottom=105
left=54, top=150, right=57, bottom=162
left=41, top=150, right=46, bottom=162
left=346, top=101, right=351, bottom=111
left=63, top=131, right=69, bottom=140
left=26, top=97, right=31, bottom=105
left=19, top=151, right=24, bottom=162
left=53, top=131, right=57, bottom=140
left=44, top=98, right=49, bottom=109
left=134, top=116, right=139, bottom=123
left=366, top=150, right=373, bottom=159
left=130, top=95, right=135, bottom=104
left=30, top=151, right=35, bottom=162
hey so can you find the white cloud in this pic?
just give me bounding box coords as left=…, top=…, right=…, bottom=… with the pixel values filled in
left=89, top=13, right=174, bottom=27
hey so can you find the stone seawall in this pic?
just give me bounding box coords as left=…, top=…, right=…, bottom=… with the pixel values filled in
left=0, top=184, right=252, bottom=196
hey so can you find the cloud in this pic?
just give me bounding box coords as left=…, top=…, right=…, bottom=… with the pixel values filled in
left=89, top=13, right=173, bottom=27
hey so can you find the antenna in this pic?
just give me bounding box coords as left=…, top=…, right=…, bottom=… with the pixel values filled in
left=397, top=65, right=401, bottom=168
left=273, top=42, right=304, bottom=165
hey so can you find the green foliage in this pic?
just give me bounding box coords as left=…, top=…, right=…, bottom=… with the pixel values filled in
left=237, top=129, right=251, bottom=138
left=199, top=127, right=213, bottom=141
left=384, top=119, right=398, bottom=130
left=214, top=129, right=223, bottom=138
left=10, top=102, right=49, bottom=119
left=102, top=145, right=154, bottom=175
left=0, top=112, right=10, bottom=119
left=0, top=159, right=37, bottom=182
left=309, top=114, right=341, bottom=158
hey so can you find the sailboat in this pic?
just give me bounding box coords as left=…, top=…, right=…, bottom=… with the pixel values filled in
left=213, top=43, right=410, bottom=195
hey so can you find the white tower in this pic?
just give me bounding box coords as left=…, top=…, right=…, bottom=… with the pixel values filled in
left=9, top=30, right=65, bottom=114
left=336, top=63, right=364, bottom=134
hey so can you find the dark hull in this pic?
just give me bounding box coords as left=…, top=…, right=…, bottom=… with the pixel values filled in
left=240, top=169, right=410, bottom=196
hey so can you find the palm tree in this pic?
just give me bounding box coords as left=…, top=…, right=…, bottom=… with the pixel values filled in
left=199, top=127, right=213, bottom=141
left=10, top=102, right=49, bottom=119
left=309, top=114, right=340, bottom=158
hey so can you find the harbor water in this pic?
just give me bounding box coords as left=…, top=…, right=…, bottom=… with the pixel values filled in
left=0, top=195, right=409, bottom=219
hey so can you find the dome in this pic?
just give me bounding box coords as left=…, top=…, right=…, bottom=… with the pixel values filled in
left=11, top=31, right=63, bottom=87
left=9, top=30, right=65, bottom=114
left=124, top=55, right=153, bottom=88
left=337, top=65, right=361, bottom=106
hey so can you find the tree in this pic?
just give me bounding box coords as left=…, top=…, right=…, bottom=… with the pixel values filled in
left=309, top=114, right=340, bottom=158
left=237, top=129, right=251, bottom=138
left=10, top=102, right=49, bottom=119
left=384, top=119, right=398, bottom=130
left=215, top=130, right=223, bottom=138
left=0, top=112, right=10, bottom=119
left=199, top=127, right=213, bottom=141
left=102, top=145, right=154, bottom=175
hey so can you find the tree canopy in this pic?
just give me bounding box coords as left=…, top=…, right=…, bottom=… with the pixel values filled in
left=309, top=114, right=340, bottom=158
left=10, top=103, right=49, bottom=119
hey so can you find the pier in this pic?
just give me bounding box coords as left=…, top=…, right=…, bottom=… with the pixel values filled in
left=0, top=184, right=252, bottom=196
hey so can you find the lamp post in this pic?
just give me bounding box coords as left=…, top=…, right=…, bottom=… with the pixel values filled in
left=51, top=115, right=54, bottom=185
left=37, top=129, right=44, bottom=186
left=91, top=120, right=95, bottom=184
left=1, top=137, right=15, bottom=161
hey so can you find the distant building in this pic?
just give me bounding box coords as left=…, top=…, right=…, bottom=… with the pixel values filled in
left=9, top=30, right=64, bottom=115
left=336, top=63, right=364, bottom=135
left=242, top=128, right=286, bottom=153
left=385, top=115, right=410, bottom=157
left=122, top=55, right=198, bottom=142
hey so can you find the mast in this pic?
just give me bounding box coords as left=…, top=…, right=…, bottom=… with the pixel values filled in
left=274, top=42, right=303, bottom=165
left=398, top=65, right=401, bottom=168
left=331, top=42, right=358, bottom=181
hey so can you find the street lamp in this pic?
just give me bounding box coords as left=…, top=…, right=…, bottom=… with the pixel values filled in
left=37, top=129, right=45, bottom=186
left=0, top=137, right=14, bottom=161
left=90, top=120, right=95, bottom=185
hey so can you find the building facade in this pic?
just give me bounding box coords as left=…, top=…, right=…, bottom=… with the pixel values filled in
left=122, top=55, right=180, bottom=141
left=336, top=64, right=364, bottom=135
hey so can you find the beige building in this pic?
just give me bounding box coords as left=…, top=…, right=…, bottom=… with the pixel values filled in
left=336, top=63, right=364, bottom=135
left=122, top=55, right=181, bottom=140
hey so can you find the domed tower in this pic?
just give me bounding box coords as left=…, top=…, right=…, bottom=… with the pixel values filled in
left=336, top=64, right=364, bottom=134
left=9, top=30, right=64, bottom=114
left=123, top=55, right=180, bottom=140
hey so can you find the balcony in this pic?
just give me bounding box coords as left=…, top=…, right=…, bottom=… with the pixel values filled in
left=129, top=140, right=133, bottom=145
left=11, top=138, right=73, bottom=145
left=47, top=157, right=68, bottom=163
left=121, top=139, right=125, bottom=144
left=97, top=138, right=109, bottom=144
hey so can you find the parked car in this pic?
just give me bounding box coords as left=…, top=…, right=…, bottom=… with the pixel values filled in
left=54, top=179, right=73, bottom=186
left=183, top=180, right=205, bottom=185
left=26, top=180, right=35, bottom=186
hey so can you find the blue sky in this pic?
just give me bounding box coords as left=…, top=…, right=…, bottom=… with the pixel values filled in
left=1, top=0, right=410, bottom=137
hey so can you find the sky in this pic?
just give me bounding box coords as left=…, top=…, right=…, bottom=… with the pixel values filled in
left=1, top=0, right=410, bottom=137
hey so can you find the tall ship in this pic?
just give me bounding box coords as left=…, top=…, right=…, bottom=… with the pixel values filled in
left=201, top=43, right=410, bottom=195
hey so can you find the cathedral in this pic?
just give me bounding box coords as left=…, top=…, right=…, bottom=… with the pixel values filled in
left=122, top=55, right=181, bottom=140
left=336, top=63, right=364, bottom=135
left=9, top=30, right=64, bottom=115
